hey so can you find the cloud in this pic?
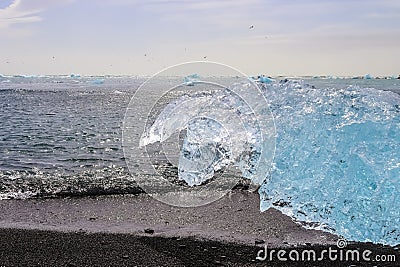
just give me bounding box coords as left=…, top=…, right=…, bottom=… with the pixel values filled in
left=100, top=0, right=257, bottom=8
left=155, top=0, right=261, bottom=10
left=0, top=0, right=73, bottom=28
left=140, top=0, right=263, bottom=30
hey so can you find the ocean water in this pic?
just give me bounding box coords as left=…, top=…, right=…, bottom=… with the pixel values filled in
left=1, top=74, right=399, bottom=244
left=0, top=75, right=142, bottom=199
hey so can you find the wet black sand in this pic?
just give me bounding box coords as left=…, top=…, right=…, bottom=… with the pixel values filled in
left=0, top=191, right=398, bottom=266
left=0, top=228, right=398, bottom=266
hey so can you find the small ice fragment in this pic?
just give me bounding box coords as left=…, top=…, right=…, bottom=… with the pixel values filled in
left=184, top=74, right=200, bottom=86
left=258, top=75, right=274, bottom=83
left=90, top=79, right=105, bottom=85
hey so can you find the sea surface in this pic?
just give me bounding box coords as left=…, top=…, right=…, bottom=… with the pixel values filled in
left=0, top=75, right=399, bottom=200
left=0, top=75, right=141, bottom=199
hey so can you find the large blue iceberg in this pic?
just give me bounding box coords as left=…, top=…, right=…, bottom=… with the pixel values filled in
left=259, top=80, right=400, bottom=246
left=142, top=78, right=400, bottom=246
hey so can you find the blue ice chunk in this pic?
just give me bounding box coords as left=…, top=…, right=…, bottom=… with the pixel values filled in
left=249, top=75, right=274, bottom=83
left=70, top=73, right=81, bottom=78
left=90, top=79, right=105, bottom=85
left=258, top=75, right=274, bottom=83
left=184, top=74, right=200, bottom=86
left=364, top=74, right=373, bottom=79
left=259, top=80, right=400, bottom=246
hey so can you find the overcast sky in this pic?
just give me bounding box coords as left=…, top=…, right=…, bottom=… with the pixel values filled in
left=0, top=0, right=399, bottom=76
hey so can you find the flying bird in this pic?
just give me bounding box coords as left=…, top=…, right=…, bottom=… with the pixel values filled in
left=249, top=25, right=254, bottom=29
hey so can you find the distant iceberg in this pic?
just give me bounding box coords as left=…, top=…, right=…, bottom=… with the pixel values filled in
left=249, top=75, right=275, bottom=84
left=183, top=74, right=201, bottom=86
left=259, top=75, right=274, bottom=83
left=13, top=74, right=29, bottom=78
left=89, top=78, right=105, bottom=85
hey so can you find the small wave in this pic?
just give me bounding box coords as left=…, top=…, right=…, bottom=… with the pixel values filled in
left=0, top=167, right=143, bottom=200
left=32, top=143, right=56, bottom=148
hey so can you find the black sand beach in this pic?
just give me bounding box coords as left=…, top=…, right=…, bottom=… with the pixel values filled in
left=0, top=191, right=398, bottom=266
left=1, top=228, right=398, bottom=267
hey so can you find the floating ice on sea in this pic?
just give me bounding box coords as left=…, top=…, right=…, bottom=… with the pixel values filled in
left=183, top=74, right=200, bottom=86
left=249, top=75, right=275, bottom=83
left=90, top=78, right=105, bottom=85
left=259, top=80, right=400, bottom=246
left=364, top=74, right=373, bottom=79
left=259, top=76, right=274, bottom=83
left=70, top=73, right=81, bottom=78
